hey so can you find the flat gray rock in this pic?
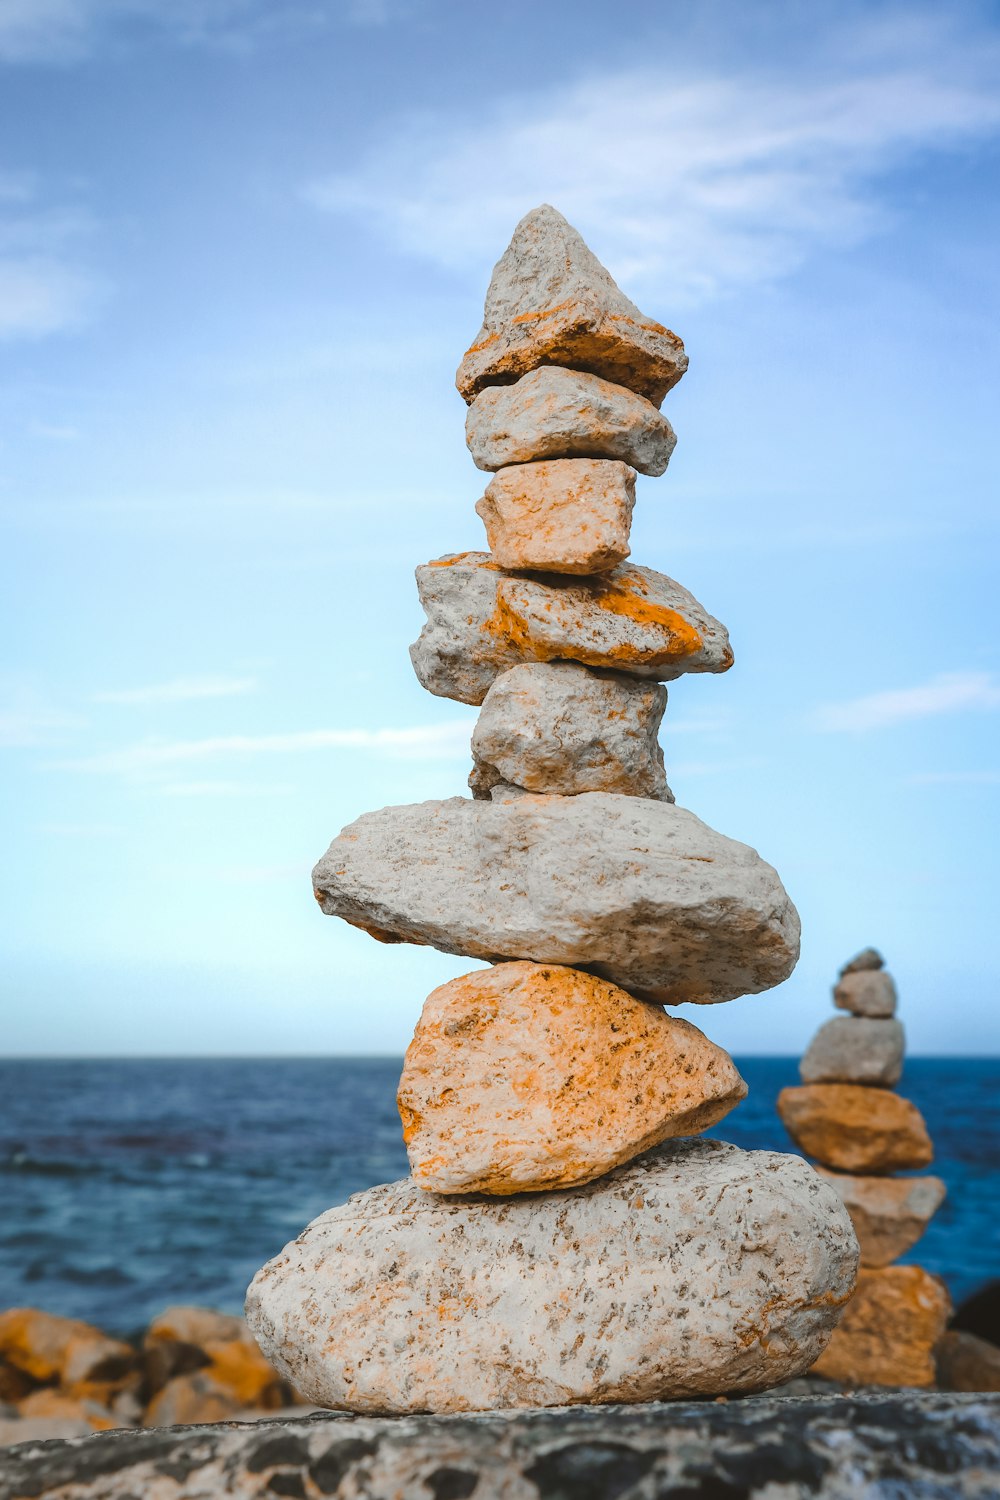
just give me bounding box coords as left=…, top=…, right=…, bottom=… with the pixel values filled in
left=800, top=1016, right=904, bottom=1086
left=466, top=365, right=677, bottom=475
left=833, top=970, right=897, bottom=1017
left=470, top=662, right=670, bottom=800
left=312, top=791, right=800, bottom=1004
left=246, top=1140, right=857, bottom=1414
left=456, top=203, right=688, bottom=406
left=410, top=552, right=732, bottom=705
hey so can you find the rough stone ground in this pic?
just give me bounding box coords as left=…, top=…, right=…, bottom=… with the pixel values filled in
left=1, top=1394, right=997, bottom=1498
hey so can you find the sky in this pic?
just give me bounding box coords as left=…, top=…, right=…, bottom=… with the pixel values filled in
left=1, top=0, right=998, bottom=1057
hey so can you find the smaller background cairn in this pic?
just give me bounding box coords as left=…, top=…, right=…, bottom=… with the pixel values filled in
left=778, top=949, right=950, bottom=1387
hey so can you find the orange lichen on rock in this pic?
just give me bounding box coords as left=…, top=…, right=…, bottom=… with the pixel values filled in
left=0, top=1308, right=133, bottom=1387
left=810, top=1265, right=951, bottom=1387
left=777, top=1084, right=933, bottom=1174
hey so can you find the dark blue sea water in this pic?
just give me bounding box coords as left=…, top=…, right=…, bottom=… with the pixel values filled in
left=1, top=1058, right=996, bottom=1337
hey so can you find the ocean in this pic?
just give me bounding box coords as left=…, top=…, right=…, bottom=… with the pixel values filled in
left=1, top=1057, right=997, bottom=1337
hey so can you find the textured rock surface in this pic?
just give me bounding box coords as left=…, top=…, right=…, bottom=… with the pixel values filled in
left=811, top=1266, right=951, bottom=1388
left=937, top=1331, right=1000, bottom=1392
left=411, top=552, right=732, bottom=705
left=814, top=1169, right=946, bottom=1267
left=466, top=366, right=677, bottom=476
left=5, top=1395, right=1000, bottom=1498
left=470, top=662, right=669, bottom=800
left=834, top=969, right=897, bottom=1017
left=397, top=962, right=747, bottom=1194
left=799, top=1016, right=905, bottom=1086
left=246, top=1140, right=856, bottom=1414
left=456, top=204, right=688, bottom=406
left=0, top=1312, right=132, bottom=1388
left=840, top=946, right=884, bottom=975
left=313, top=791, right=800, bottom=1003
left=476, top=457, right=636, bottom=573
left=778, top=1085, right=933, bottom=1173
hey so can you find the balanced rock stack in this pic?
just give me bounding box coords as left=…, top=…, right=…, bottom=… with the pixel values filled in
left=778, top=948, right=950, bottom=1387
left=246, top=206, right=858, bottom=1414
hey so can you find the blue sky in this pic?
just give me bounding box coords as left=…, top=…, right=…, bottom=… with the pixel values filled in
left=2, top=0, right=998, bottom=1056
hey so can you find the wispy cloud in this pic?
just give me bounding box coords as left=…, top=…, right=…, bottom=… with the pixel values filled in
left=0, top=171, right=104, bottom=339
left=812, top=671, right=1000, bottom=732
left=95, top=674, right=257, bottom=705
left=0, top=684, right=83, bottom=747
left=53, top=720, right=476, bottom=774
left=304, top=10, right=1000, bottom=303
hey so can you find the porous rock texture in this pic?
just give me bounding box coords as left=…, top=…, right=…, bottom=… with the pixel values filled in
left=469, top=662, right=670, bottom=801
left=245, top=1140, right=857, bottom=1414
left=777, top=1084, right=933, bottom=1173
left=456, top=203, right=688, bottom=405
left=799, top=1016, right=905, bottom=1086
left=5, top=1394, right=1000, bottom=1499
left=410, top=552, right=732, bottom=705
left=397, top=961, right=747, bottom=1194
left=312, top=791, right=800, bottom=1003
left=466, top=366, right=677, bottom=476
left=814, top=1168, right=947, bottom=1268
left=833, top=969, right=897, bottom=1017
left=810, top=1266, right=951, bottom=1388
left=476, top=457, right=636, bottom=573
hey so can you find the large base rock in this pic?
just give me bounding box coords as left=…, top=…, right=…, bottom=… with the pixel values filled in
left=313, top=791, right=800, bottom=1004
left=246, top=1139, right=857, bottom=1415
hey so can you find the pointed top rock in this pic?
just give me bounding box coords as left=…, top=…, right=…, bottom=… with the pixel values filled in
left=839, top=947, right=885, bottom=976
left=456, top=204, right=687, bottom=407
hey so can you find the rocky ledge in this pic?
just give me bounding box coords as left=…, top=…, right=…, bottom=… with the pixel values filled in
left=1, top=1393, right=998, bottom=1499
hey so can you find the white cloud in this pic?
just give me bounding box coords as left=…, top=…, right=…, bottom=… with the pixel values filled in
left=95, top=674, right=258, bottom=705
left=0, top=685, right=83, bottom=747
left=0, top=258, right=101, bottom=339
left=304, top=10, right=1000, bottom=303
left=812, top=671, right=1000, bottom=732
left=0, top=171, right=105, bottom=340
left=53, top=720, right=476, bottom=773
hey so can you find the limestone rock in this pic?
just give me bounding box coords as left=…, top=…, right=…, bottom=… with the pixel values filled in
left=936, top=1330, right=1000, bottom=1392
left=456, top=205, right=687, bottom=406
left=815, top=1169, right=946, bottom=1267
left=777, top=1084, right=933, bottom=1173
left=0, top=1361, right=34, bottom=1405
left=146, top=1307, right=247, bottom=1349
left=246, top=1139, right=857, bottom=1413
left=397, top=962, right=747, bottom=1194
left=144, top=1372, right=244, bottom=1427
left=0, top=1309, right=132, bottom=1388
left=800, top=1016, right=905, bottom=1086
left=144, top=1305, right=284, bottom=1411
left=313, top=792, right=800, bottom=1004
left=469, top=662, right=670, bottom=800
left=476, top=458, right=636, bottom=574
left=840, top=946, right=884, bottom=975
left=834, top=969, right=897, bottom=1017
left=466, top=366, right=677, bottom=476
left=811, top=1266, right=951, bottom=1388
left=411, top=552, right=732, bottom=705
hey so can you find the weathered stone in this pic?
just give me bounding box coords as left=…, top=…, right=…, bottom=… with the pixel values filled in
left=800, top=1016, right=905, bottom=1086
left=313, top=792, right=800, bottom=1004
left=466, top=366, right=677, bottom=475
left=0, top=1361, right=33, bottom=1405
left=146, top=1307, right=247, bottom=1349
left=778, top=1084, right=933, bottom=1173
left=246, top=1139, right=856, bottom=1413
left=16, top=1390, right=116, bottom=1431
left=815, top=1169, right=946, bottom=1267
left=937, top=1330, right=1000, bottom=1392
left=476, top=458, right=636, bottom=574
left=410, top=552, right=732, bottom=705
left=144, top=1372, right=244, bottom=1427
left=811, top=1266, right=951, bottom=1388
left=834, top=969, right=897, bottom=1017
left=5, top=1395, right=1000, bottom=1496
left=469, top=662, right=670, bottom=800
left=397, top=962, right=746, bottom=1194
left=143, top=1306, right=284, bottom=1412
left=840, top=946, right=885, bottom=975
left=455, top=205, right=687, bottom=406
left=0, top=1310, right=132, bottom=1388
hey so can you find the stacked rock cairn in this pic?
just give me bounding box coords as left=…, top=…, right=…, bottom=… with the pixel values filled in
left=778, top=947, right=951, bottom=1387
left=246, top=206, right=859, bottom=1414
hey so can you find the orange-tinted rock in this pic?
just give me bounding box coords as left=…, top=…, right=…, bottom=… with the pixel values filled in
left=144, top=1371, right=244, bottom=1427
left=201, top=1338, right=285, bottom=1409
left=476, top=458, right=635, bottom=574
left=144, top=1305, right=284, bottom=1411
left=398, top=962, right=747, bottom=1194
left=0, top=1358, right=35, bottom=1404
left=146, top=1306, right=247, bottom=1348
left=777, top=1084, right=933, bottom=1173
left=0, top=1308, right=132, bottom=1386
left=455, top=205, right=687, bottom=406
left=935, top=1330, right=1000, bottom=1392
left=17, top=1387, right=118, bottom=1430
left=815, top=1169, right=945, bottom=1266
left=811, top=1266, right=951, bottom=1387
